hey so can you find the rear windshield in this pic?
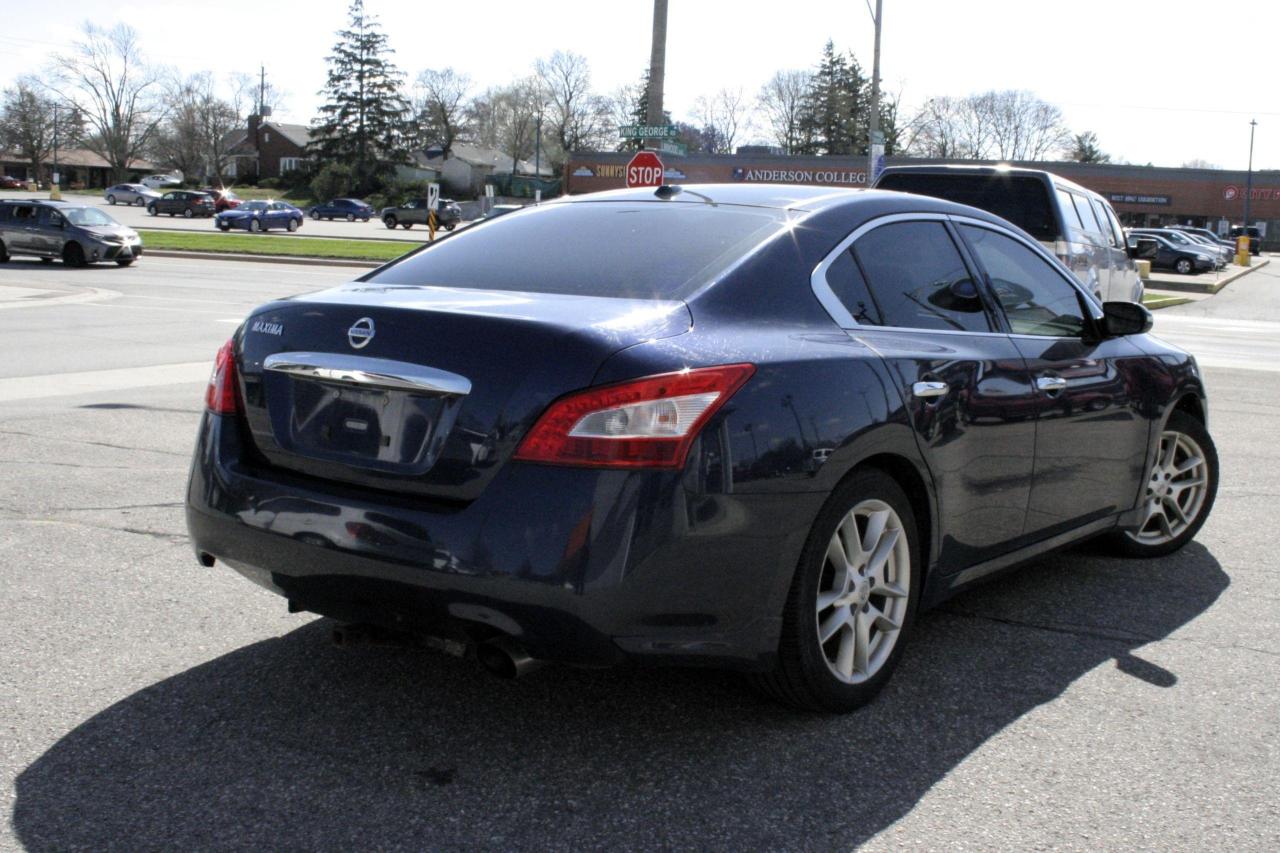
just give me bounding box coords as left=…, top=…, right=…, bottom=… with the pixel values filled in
left=367, top=202, right=788, bottom=300
left=876, top=173, right=1058, bottom=241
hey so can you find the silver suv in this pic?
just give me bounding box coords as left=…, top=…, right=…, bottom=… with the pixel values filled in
left=874, top=165, right=1144, bottom=304
left=0, top=200, right=143, bottom=267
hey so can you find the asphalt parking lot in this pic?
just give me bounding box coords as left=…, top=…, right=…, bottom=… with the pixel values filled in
left=1, top=256, right=1277, bottom=850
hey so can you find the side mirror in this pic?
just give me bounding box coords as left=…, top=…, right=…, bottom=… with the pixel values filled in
left=1127, top=237, right=1159, bottom=260
left=1102, top=301, right=1153, bottom=337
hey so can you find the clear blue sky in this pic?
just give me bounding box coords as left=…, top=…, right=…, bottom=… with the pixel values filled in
left=1, top=0, right=1274, bottom=170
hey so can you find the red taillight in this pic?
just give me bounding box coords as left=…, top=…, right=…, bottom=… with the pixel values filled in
left=205, top=338, right=239, bottom=414
left=514, top=364, right=755, bottom=469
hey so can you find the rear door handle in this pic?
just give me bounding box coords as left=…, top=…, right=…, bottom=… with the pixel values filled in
left=912, top=380, right=949, bottom=399
left=1036, top=375, right=1068, bottom=394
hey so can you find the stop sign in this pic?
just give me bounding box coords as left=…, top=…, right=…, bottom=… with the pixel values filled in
left=626, top=151, right=666, bottom=188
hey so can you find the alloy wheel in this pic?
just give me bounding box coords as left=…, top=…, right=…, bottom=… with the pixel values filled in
left=815, top=499, right=910, bottom=684
left=1127, top=430, right=1209, bottom=546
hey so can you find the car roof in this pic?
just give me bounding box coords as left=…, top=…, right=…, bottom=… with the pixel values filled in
left=877, top=164, right=1102, bottom=198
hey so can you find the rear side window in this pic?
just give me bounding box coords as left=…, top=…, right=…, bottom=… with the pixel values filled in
left=1070, top=193, right=1101, bottom=235
left=824, top=250, right=883, bottom=326
left=874, top=173, right=1058, bottom=241
left=369, top=202, right=788, bottom=300
left=852, top=221, right=991, bottom=332
left=1056, top=189, right=1083, bottom=231
left=1101, top=204, right=1126, bottom=247
left=1090, top=198, right=1118, bottom=246
left=960, top=225, right=1087, bottom=338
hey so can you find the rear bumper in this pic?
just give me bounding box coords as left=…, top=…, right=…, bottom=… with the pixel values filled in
left=186, top=413, right=821, bottom=670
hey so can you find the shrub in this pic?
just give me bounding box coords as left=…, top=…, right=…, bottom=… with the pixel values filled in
left=309, top=163, right=352, bottom=202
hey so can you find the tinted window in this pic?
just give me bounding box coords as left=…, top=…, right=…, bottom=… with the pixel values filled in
left=874, top=173, right=1058, bottom=241
left=1090, top=199, right=1117, bottom=246
left=825, top=250, right=883, bottom=326
left=1056, top=189, right=1083, bottom=230
left=852, top=221, right=990, bottom=332
left=1070, top=193, right=1102, bottom=235
left=370, top=202, right=788, bottom=300
left=960, top=225, right=1087, bottom=337
left=1101, top=204, right=1126, bottom=247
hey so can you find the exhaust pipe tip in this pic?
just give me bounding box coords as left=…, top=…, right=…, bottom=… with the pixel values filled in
left=476, top=637, right=543, bottom=679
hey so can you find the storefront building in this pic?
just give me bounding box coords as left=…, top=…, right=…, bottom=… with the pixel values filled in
left=565, top=153, right=1280, bottom=250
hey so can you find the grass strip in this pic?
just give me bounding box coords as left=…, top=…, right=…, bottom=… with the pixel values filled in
left=138, top=229, right=416, bottom=262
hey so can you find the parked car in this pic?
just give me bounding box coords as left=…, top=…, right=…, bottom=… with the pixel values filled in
left=1229, top=225, right=1262, bottom=255
left=309, top=198, right=374, bottom=221
left=104, top=183, right=160, bottom=207
left=187, top=183, right=1217, bottom=713
left=481, top=203, right=525, bottom=220
left=381, top=197, right=462, bottom=231
left=148, top=191, right=215, bottom=218
left=142, top=173, right=182, bottom=189
left=215, top=199, right=304, bottom=232
left=0, top=199, right=143, bottom=266
left=1131, top=228, right=1226, bottom=268
left=0, top=175, right=24, bottom=190
left=1169, top=225, right=1235, bottom=255
left=200, top=188, right=242, bottom=213
left=873, top=165, right=1143, bottom=304
left=1126, top=231, right=1215, bottom=275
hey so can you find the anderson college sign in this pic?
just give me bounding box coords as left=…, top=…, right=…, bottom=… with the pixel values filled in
left=731, top=167, right=868, bottom=185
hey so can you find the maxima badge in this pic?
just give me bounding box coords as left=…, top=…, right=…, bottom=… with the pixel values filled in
left=348, top=317, right=375, bottom=349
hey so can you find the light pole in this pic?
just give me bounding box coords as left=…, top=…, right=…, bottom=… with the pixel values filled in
left=1243, top=119, right=1257, bottom=231
left=51, top=103, right=61, bottom=201
left=645, top=0, right=668, bottom=150
left=866, top=0, right=884, bottom=185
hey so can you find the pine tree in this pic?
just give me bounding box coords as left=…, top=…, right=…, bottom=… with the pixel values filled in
left=796, top=41, right=869, bottom=155
left=309, top=1, right=411, bottom=194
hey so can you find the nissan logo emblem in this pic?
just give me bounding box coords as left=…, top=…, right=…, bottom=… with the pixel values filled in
left=348, top=317, right=375, bottom=349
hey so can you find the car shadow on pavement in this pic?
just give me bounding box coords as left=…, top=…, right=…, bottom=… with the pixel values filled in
left=12, top=543, right=1227, bottom=850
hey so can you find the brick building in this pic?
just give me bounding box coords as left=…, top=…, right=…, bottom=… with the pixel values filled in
left=224, top=115, right=314, bottom=181
left=565, top=153, right=1280, bottom=250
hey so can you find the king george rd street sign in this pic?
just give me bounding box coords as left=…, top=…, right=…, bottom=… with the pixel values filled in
left=626, top=151, right=666, bottom=188
left=618, top=124, right=680, bottom=140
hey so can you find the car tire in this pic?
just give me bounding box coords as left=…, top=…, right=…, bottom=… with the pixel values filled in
left=401, top=223, right=412, bottom=230
left=0, top=240, right=9, bottom=263
left=183, top=208, right=194, bottom=219
left=249, top=218, right=261, bottom=233
left=383, top=216, right=398, bottom=230
left=147, top=206, right=157, bottom=216
left=107, top=194, right=116, bottom=205
left=287, top=218, right=298, bottom=232
left=135, top=197, right=146, bottom=207
left=751, top=468, right=921, bottom=713
left=310, top=210, right=320, bottom=219
left=115, top=258, right=134, bottom=267
left=444, top=221, right=457, bottom=231
left=1104, top=411, right=1218, bottom=559
left=1175, top=257, right=1193, bottom=274
left=346, top=213, right=355, bottom=222
left=62, top=241, right=86, bottom=268
left=218, top=222, right=231, bottom=232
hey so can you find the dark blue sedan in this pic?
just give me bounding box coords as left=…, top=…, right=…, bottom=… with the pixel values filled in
left=215, top=200, right=303, bottom=233
left=187, top=184, right=1218, bottom=712
left=308, top=198, right=374, bottom=222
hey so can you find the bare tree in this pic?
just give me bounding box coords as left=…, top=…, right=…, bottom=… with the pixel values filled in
left=757, top=70, right=808, bottom=153
left=535, top=50, right=611, bottom=166
left=0, top=77, right=80, bottom=184
left=51, top=24, right=166, bottom=181
left=467, top=78, right=546, bottom=171
left=228, top=71, right=288, bottom=117
left=1182, top=158, right=1221, bottom=170
left=411, top=67, right=472, bottom=155
left=150, top=73, right=241, bottom=183
left=608, top=80, right=644, bottom=151
left=904, top=90, right=1070, bottom=161
left=692, top=87, right=750, bottom=153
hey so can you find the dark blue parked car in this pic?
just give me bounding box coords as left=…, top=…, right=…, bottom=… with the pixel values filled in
left=215, top=200, right=304, bottom=233
left=308, top=198, right=374, bottom=222
left=187, top=184, right=1218, bottom=712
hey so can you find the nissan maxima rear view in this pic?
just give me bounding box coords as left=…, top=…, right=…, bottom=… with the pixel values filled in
left=186, top=184, right=1218, bottom=712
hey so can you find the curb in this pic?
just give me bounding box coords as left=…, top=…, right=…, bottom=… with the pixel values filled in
left=144, top=249, right=382, bottom=269
left=1146, top=257, right=1270, bottom=294
left=1143, top=296, right=1194, bottom=310
left=137, top=223, right=434, bottom=244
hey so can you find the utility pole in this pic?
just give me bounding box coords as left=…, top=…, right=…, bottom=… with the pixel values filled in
left=259, top=65, right=266, bottom=114
left=1243, top=119, right=1257, bottom=230
left=645, top=0, right=668, bottom=150
left=51, top=103, right=61, bottom=201
left=535, top=113, right=542, bottom=180
left=866, top=0, right=884, bottom=185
